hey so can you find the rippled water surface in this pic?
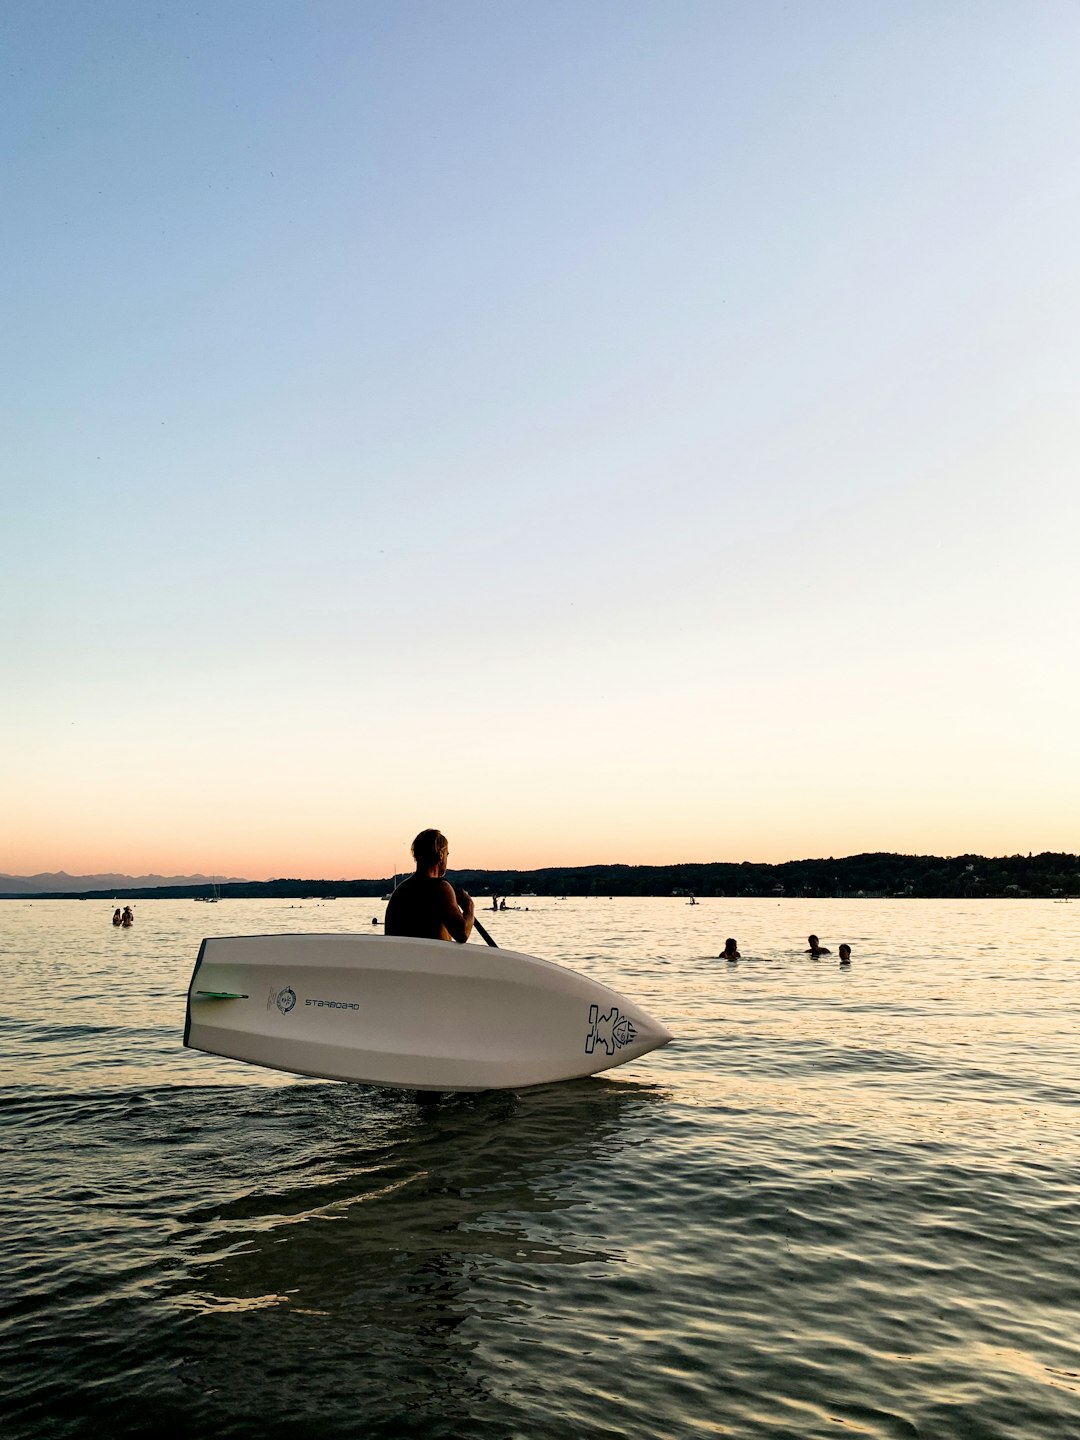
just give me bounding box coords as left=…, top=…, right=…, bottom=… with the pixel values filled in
left=2, top=897, right=1079, bottom=1439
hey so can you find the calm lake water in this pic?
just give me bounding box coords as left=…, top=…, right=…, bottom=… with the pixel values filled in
left=2, top=897, right=1079, bottom=1439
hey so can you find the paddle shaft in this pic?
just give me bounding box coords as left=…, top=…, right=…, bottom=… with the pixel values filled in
left=473, top=917, right=498, bottom=948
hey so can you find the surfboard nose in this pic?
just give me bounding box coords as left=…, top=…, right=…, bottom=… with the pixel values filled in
left=646, top=1016, right=675, bottom=1048
left=628, top=1005, right=674, bottom=1055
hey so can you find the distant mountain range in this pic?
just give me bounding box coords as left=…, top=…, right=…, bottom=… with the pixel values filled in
left=0, top=870, right=250, bottom=895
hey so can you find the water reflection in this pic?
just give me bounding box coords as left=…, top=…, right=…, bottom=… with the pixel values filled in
left=9, top=898, right=1080, bottom=1440
left=163, top=1077, right=660, bottom=1436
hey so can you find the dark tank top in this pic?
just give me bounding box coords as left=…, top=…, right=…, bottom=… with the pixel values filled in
left=384, top=875, right=455, bottom=941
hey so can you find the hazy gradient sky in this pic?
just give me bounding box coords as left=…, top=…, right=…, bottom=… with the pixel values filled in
left=3, top=1, right=1078, bottom=879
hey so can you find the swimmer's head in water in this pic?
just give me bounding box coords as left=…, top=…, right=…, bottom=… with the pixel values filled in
left=412, top=828, right=449, bottom=874
left=839, top=943, right=851, bottom=961
left=808, top=935, right=819, bottom=946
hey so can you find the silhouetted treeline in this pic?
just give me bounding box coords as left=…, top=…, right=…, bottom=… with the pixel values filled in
left=7, top=852, right=1078, bottom=900
left=449, top=851, right=1079, bottom=899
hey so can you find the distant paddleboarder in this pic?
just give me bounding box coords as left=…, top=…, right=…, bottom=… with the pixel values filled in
left=385, top=829, right=475, bottom=944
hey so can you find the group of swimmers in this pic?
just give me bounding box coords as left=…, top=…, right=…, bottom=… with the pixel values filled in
left=111, top=906, right=134, bottom=927
left=720, top=933, right=852, bottom=965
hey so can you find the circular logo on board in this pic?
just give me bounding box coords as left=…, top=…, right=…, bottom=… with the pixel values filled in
left=276, top=987, right=297, bottom=1015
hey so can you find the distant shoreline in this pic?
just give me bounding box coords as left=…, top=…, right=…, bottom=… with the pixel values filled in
left=1, top=851, right=1076, bottom=901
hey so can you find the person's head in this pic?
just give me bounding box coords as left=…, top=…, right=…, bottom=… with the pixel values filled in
left=412, top=828, right=449, bottom=875
left=724, top=937, right=737, bottom=952
left=839, top=943, right=851, bottom=961
left=808, top=935, right=819, bottom=947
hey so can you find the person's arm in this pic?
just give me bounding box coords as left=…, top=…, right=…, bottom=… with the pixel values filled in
left=438, top=880, right=475, bottom=943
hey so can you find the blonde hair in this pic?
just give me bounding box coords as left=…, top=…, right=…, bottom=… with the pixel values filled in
left=412, top=829, right=449, bottom=868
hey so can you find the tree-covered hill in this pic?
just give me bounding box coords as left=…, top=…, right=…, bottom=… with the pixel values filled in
left=4, top=851, right=1077, bottom=900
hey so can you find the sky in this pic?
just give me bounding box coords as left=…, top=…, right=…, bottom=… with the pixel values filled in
left=2, top=1, right=1078, bottom=880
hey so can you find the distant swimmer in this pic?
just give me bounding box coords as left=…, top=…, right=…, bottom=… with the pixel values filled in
left=720, top=938, right=740, bottom=961
left=806, top=934, right=830, bottom=956
left=384, top=829, right=474, bottom=944
left=121, top=906, right=134, bottom=927
left=839, top=944, right=852, bottom=966
left=112, top=908, right=123, bottom=926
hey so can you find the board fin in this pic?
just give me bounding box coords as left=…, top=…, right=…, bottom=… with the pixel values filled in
left=195, top=990, right=249, bottom=999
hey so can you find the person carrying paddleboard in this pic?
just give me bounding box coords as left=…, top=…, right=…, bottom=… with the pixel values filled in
left=385, top=829, right=475, bottom=943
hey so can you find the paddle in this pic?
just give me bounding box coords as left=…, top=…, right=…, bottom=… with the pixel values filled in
left=473, top=917, right=498, bottom=948
left=453, top=884, right=497, bottom=946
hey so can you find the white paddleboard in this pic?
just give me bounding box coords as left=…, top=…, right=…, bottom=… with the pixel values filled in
left=184, top=933, right=673, bottom=1091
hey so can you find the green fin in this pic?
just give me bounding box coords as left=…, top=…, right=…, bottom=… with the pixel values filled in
left=195, top=990, right=249, bottom=999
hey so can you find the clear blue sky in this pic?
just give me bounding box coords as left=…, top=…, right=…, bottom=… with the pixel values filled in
left=3, top=1, right=1078, bottom=877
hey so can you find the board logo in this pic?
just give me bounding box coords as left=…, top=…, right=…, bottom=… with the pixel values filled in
left=585, top=1004, right=637, bottom=1055
left=275, top=986, right=297, bottom=1015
